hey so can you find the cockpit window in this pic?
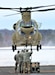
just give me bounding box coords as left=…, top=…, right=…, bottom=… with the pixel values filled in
left=19, top=20, right=37, bottom=27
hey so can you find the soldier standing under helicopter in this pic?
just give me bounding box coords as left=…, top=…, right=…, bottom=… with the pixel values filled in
left=14, top=51, right=20, bottom=72
left=23, top=49, right=32, bottom=73
left=18, top=50, right=24, bottom=73
left=14, top=50, right=24, bottom=73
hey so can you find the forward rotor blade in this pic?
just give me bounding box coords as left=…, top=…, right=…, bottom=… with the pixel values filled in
left=31, top=4, right=55, bottom=9
left=31, top=8, right=55, bottom=12
left=4, top=13, right=20, bottom=16
left=12, top=4, right=55, bottom=10
left=0, top=7, right=21, bottom=12
left=0, top=4, right=55, bottom=10
left=0, top=7, right=22, bottom=9
left=0, top=7, right=13, bottom=9
left=0, top=4, right=55, bottom=13
left=37, top=8, right=55, bottom=12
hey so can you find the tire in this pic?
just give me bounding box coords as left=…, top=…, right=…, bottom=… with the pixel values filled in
left=40, top=44, right=42, bottom=49
left=15, top=45, right=17, bottom=50
left=12, top=45, right=15, bottom=52
left=37, top=45, right=39, bottom=51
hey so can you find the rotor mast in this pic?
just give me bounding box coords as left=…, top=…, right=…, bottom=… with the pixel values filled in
left=22, top=11, right=31, bottom=23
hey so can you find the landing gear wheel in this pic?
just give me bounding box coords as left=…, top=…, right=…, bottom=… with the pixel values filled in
left=12, top=45, right=17, bottom=52
left=40, top=44, right=42, bottom=49
left=37, top=44, right=42, bottom=51
left=12, top=45, right=15, bottom=52
left=37, top=45, right=39, bottom=51
left=15, top=45, right=17, bottom=50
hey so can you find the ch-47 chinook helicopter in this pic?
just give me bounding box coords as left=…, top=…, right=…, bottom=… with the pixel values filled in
left=0, top=4, right=55, bottom=52
left=12, top=11, right=42, bottom=52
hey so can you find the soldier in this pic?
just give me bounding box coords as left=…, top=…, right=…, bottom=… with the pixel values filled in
left=14, top=50, right=24, bottom=73
left=14, top=51, right=20, bottom=72
left=18, top=50, right=24, bottom=73
left=23, top=49, right=32, bottom=73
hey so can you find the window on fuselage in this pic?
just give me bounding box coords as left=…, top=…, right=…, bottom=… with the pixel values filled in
left=19, top=20, right=37, bottom=27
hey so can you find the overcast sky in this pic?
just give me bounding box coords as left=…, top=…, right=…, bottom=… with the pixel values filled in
left=0, top=0, right=55, bottom=30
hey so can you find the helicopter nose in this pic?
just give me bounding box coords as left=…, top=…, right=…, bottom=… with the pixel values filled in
left=21, top=26, right=34, bottom=34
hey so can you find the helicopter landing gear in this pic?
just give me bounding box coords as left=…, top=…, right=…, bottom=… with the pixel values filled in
left=37, top=44, right=42, bottom=51
left=12, top=45, right=17, bottom=52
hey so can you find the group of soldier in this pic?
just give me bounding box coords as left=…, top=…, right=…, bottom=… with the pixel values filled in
left=14, top=49, right=32, bottom=73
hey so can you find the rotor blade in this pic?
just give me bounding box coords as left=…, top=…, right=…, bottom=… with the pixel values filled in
left=37, top=8, right=55, bottom=12
left=0, top=4, right=55, bottom=10
left=0, top=7, right=13, bottom=9
left=31, top=4, right=55, bottom=9
left=12, top=4, right=55, bottom=9
left=0, top=4, right=55, bottom=12
left=0, top=7, right=22, bottom=9
left=0, top=7, right=21, bottom=12
left=31, top=8, right=55, bottom=12
left=4, top=13, right=20, bottom=16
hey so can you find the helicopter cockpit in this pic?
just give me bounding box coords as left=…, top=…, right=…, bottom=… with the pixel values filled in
left=16, top=20, right=38, bottom=36
left=12, top=19, right=39, bottom=36
left=19, top=20, right=38, bottom=28
left=18, top=20, right=38, bottom=30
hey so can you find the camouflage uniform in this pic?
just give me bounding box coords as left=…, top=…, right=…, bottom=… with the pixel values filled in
left=23, top=50, right=32, bottom=73
left=18, top=51, right=24, bottom=73
left=14, top=51, right=20, bottom=72
left=14, top=50, right=24, bottom=73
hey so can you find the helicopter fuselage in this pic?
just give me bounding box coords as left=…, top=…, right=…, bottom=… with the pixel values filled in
left=12, top=19, right=42, bottom=47
left=12, top=12, right=42, bottom=51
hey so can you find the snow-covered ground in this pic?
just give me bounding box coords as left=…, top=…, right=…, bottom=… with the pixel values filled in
left=0, top=46, right=55, bottom=66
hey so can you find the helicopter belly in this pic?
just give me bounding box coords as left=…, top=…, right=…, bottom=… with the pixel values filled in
left=12, top=31, right=42, bottom=46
